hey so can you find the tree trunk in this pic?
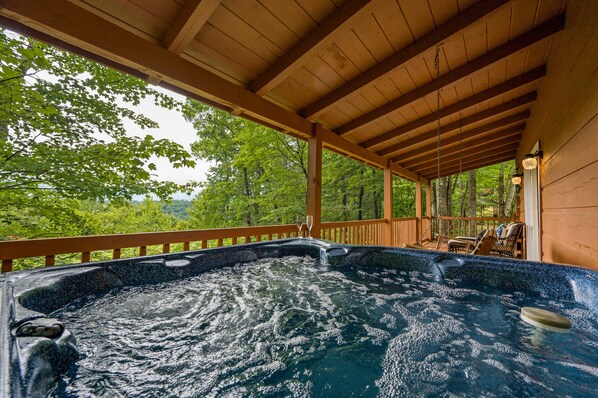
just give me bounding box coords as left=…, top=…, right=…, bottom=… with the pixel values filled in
left=498, top=163, right=505, bottom=216
left=468, top=170, right=477, bottom=235
left=373, top=190, right=380, bottom=219
left=242, top=167, right=252, bottom=226
left=436, top=177, right=450, bottom=235
left=459, top=178, right=468, bottom=235
left=357, top=186, right=365, bottom=220
left=342, top=193, right=349, bottom=221
left=504, top=179, right=516, bottom=217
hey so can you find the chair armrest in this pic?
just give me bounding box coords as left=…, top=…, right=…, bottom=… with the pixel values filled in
left=455, top=236, right=476, bottom=242
left=447, top=238, right=475, bottom=247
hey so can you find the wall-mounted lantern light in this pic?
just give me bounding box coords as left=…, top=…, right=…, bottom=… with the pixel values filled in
left=511, top=173, right=523, bottom=185
left=522, top=150, right=543, bottom=170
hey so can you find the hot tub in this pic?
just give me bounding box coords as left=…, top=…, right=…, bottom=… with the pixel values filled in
left=1, top=240, right=597, bottom=397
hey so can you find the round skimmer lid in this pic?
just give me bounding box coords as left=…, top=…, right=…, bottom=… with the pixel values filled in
left=520, top=307, right=571, bottom=332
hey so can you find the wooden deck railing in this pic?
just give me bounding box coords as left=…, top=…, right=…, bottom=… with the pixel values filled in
left=320, top=219, right=385, bottom=245
left=0, top=224, right=299, bottom=273
left=431, top=216, right=515, bottom=238
left=0, top=218, right=420, bottom=273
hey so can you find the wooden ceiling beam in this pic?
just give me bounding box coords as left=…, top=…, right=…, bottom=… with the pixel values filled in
left=411, top=138, right=521, bottom=174
left=301, top=0, right=510, bottom=119
left=361, top=66, right=546, bottom=149
left=383, top=103, right=532, bottom=158
left=249, top=0, right=373, bottom=96
left=421, top=149, right=518, bottom=176
left=0, top=0, right=313, bottom=135
left=0, top=15, right=147, bottom=80
left=380, top=104, right=531, bottom=159
left=394, top=117, right=527, bottom=164
left=0, top=0, right=427, bottom=181
left=163, top=0, right=221, bottom=55
left=403, top=128, right=523, bottom=169
left=148, top=0, right=221, bottom=85
left=336, top=15, right=563, bottom=136
left=376, top=91, right=537, bottom=156
left=424, top=153, right=516, bottom=180
left=318, top=128, right=418, bottom=181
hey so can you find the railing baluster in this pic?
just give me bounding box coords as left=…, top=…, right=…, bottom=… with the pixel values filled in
left=140, top=246, right=147, bottom=256
left=201, top=240, right=207, bottom=249
left=113, top=248, right=121, bottom=259
left=256, top=234, right=261, bottom=242
left=245, top=236, right=251, bottom=244
left=217, top=238, right=223, bottom=247
left=183, top=242, right=190, bottom=251
left=163, top=243, right=170, bottom=254
left=232, top=237, right=238, bottom=245
left=2, top=259, right=12, bottom=273
left=82, top=251, right=91, bottom=263
left=45, top=255, right=55, bottom=267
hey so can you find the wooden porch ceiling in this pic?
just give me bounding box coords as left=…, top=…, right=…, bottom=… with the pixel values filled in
left=0, top=0, right=567, bottom=182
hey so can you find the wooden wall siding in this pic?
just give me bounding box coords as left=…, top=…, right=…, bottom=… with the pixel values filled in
left=516, top=0, right=598, bottom=270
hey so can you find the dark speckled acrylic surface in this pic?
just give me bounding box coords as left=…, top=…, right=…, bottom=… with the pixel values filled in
left=1, top=239, right=597, bottom=397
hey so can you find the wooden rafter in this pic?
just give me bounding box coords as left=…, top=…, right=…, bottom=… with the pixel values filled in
left=0, top=0, right=422, bottom=183
left=148, top=0, right=221, bottom=84
left=392, top=116, right=528, bottom=163
left=425, top=153, right=517, bottom=180
left=301, top=0, right=510, bottom=119
left=402, top=127, right=523, bottom=169
left=317, top=128, right=418, bottom=181
left=336, top=15, right=564, bottom=135
left=418, top=149, right=518, bottom=177
left=361, top=66, right=544, bottom=150
left=249, top=0, right=373, bottom=96
left=163, top=0, right=221, bottom=55
left=411, top=137, right=521, bottom=173
left=381, top=101, right=532, bottom=158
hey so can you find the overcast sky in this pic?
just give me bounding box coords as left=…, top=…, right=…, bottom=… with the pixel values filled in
left=120, top=87, right=211, bottom=200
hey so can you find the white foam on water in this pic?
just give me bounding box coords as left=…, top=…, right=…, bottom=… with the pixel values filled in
left=50, top=255, right=598, bottom=398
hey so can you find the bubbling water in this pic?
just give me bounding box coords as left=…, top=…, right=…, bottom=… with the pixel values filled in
left=51, top=256, right=598, bottom=397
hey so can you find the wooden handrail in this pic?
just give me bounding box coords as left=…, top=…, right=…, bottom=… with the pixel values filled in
left=0, top=224, right=298, bottom=260
left=432, top=216, right=514, bottom=222
left=319, top=218, right=385, bottom=228
left=1, top=218, right=422, bottom=273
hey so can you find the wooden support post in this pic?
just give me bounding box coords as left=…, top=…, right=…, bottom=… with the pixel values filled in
left=2, top=259, right=12, bottom=273
left=307, top=124, right=323, bottom=238
left=384, top=166, right=394, bottom=246
left=416, top=179, right=422, bottom=243
left=426, top=183, right=433, bottom=241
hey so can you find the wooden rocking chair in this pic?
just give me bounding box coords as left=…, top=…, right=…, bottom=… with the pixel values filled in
left=436, top=229, right=498, bottom=256
left=489, top=222, right=524, bottom=258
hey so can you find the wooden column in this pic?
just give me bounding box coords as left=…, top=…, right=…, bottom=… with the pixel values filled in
left=307, top=124, right=322, bottom=238
left=384, top=166, right=393, bottom=246
left=415, top=179, right=422, bottom=243
left=426, top=183, right=433, bottom=240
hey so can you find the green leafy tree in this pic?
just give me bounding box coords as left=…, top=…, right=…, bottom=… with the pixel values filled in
left=0, top=29, right=197, bottom=238
left=79, top=199, right=178, bottom=234
left=183, top=102, right=306, bottom=228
